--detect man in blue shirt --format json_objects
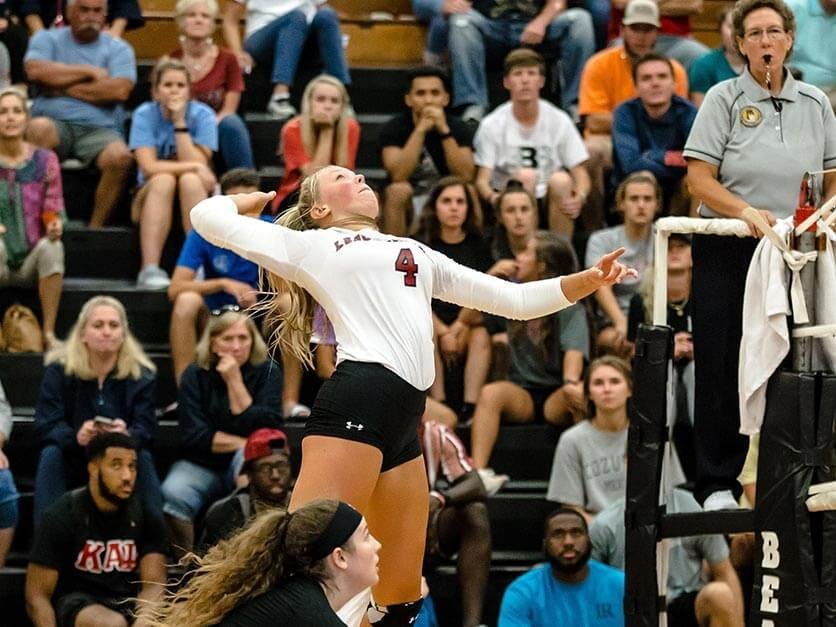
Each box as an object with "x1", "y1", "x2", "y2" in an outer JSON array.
[
  {"x1": 167, "y1": 168, "x2": 265, "y2": 384},
  {"x1": 499, "y1": 507, "x2": 624, "y2": 626},
  {"x1": 612, "y1": 52, "x2": 697, "y2": 215},
  {"x1": 24, "y1": 0, "x2": 136, "y2": 228}
]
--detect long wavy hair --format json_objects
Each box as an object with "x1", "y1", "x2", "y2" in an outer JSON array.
[
  {"x1": 412, "y1": 176, "x2": 482, "y2": 244},
  {"x1": 261, "y1": 166, "x2": 376, "y2": 367},
  {"x1": 297, "y1": 75, "x2": 354, "y2": 167},
  {"x1": 46, "y1": 296, "x2": 156, "y2": 380},
  {"x1": 507, "y1": 231, "x2": 578, "y2": 370},
  {"x1": 140, "y1": 499, "x2": 348, "y2": 626}
]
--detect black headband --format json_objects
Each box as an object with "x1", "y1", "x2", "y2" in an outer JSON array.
[{"x1": 309, "y1": 502, "x2": 363, "y2": 561}]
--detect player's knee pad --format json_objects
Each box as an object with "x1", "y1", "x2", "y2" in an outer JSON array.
[{"x1": 367, "y1": 599, "x2": 424, "y2": 626}]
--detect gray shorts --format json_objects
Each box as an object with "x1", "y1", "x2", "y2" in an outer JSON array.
[
  {"x1": 53, "y1": 120, "x2": 124, "y2": 167},
  {"x1": 0, "y1": 237, "x2": 65, "y2": 284}
]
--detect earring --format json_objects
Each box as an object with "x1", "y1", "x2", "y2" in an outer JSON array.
[{"x1": 178, "y1": 34, "x2": 186, "y2": 46}]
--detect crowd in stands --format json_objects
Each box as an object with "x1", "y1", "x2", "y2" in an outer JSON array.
[{"x1": 0, "y1": 0, "x2": 832, "y2": 623}]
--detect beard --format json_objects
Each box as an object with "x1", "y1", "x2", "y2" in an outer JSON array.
[
  {"x1": 98, "y1": 473, "x2": 131, "y2": 507},
  {"x1": 548, "y1": 542, "x2": 592, "y2": 575}
]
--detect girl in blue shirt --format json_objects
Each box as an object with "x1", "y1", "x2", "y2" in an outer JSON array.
[{"x1": 129, "y1": 57, "x2": 219, "y2": 289}]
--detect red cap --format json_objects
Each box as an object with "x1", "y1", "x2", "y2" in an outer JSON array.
[{"x1": 243, "y1": 428, "x2": 290, "y2": 464}]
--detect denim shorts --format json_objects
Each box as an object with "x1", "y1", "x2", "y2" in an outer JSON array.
[
  {"x1": 160, "y1": 449, "x2": 244, "y2": 521},
  {"x1": 0, "y1": 469, "x2": 18, "y2": 529}
]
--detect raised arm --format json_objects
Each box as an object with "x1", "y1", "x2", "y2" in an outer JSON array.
[
  {"x1": 431, "y1": 247, "x2": 635, "y2": 321},
  {"x1": 189, "y1": 192, "x2": 310, "y2": 280}
]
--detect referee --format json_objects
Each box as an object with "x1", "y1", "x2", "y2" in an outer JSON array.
[{"x1": 683, "y1": 0, "x2": 836, "y2": 510}]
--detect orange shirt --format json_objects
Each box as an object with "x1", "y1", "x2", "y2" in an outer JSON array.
[{"x1": 579, "y1": 46, "x2": 689, "y2": 117}]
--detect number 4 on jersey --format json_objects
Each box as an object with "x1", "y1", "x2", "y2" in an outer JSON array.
[{"x1": 395, "y1": 248, "x2": 418, "y2": 287}]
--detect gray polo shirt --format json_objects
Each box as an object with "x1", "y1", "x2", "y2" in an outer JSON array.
[{"x1": 684, "y1": 69, "x2": 836, "y2": 219}]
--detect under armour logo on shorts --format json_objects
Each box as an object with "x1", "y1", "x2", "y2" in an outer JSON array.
[{"x1": 345, "y1": 421, "x2": 364, "y2": 431}]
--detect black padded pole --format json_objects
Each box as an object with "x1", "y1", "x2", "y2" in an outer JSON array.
[
  {"x1": 625, "y1": 324, "x2": 672, "y2": 627},
  {"x1": 751, "y1": 371, "x2": 836, "y2": 626}
]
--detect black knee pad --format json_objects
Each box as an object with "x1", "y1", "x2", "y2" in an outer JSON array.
[{"x1": 368, "y1": 599, "x2": 424, "y2": 626}]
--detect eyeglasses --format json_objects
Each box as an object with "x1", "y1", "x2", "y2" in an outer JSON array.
[
  {"x1": 252, "y1": 460, "x2": 291, "y2": 476},
  {"x1": 743, "y1": 27, "x2": 786, "y2": 42},
  {"x1": 210, "y1": 304, "x2": 241, "y2": 317}
]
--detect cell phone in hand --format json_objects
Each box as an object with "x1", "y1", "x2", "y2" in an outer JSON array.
[{"x1": 94, "y1": 416, "x2": 115, "y2": 426}]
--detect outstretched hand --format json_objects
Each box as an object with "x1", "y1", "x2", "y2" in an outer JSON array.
[
  {"x1": 590, "y1": 248, "x2": 638, "y2": 287},
  {"x1": 229, "y1": 190, "x2": 276, "y2": 216}
]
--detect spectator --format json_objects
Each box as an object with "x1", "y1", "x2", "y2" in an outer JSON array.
[
  {"x1": 379, "y1": 66, "x2": 475, "y2": 236},
  {"x1": 0, "y1": 376, "x2": 16, "y2": 568},
  {"x1": 474, "y1": 49, "x2": 591, "y2": 238},
  {"x1": 413, "y1": 177, "x2": 492, "y2": 423},
  {"x1": 25, "y1": 432, "x2": 166, "y2": 627},
  {"x1": 498, "y1": 507, "x2": 624, "y2": 626},
  {"x1": 579, "y1": 0, "x2": 688, "y2": 213},
  {"x1": 490, "y1": 182, "x2": 539, "y2": 264},
  {"x1": 787, "y1": 0, "x2": 835, "y2": 109},
  {"x1": 422, "y1": 420, "x2": 491, "y2": 627},
  {"x1": 271, "y1": 74, "x2": 358, "y2": 214},
  {"x1": 688, "y1": 7, "x2": 745, "y2": 106},
  {"x1": 161, "y1": 308, "x2": 282, "y2": 558},
  {"x1": 198, "y1": 427, "x2": 293, "y2": 552},
  {"x1": 22, "y1": 0, "x2": 143, "y2": 37},
  {"x1": 0, "y1": 87, "x2": 65, "y2": 348},
  {"x1": 608, "y1": 0, "x2": 708, "y2": 71},
  {"x1": 590, "y1": 486, "x2": 744, "y2": 626},
  {"x1": 24, "y1": 0, "x2": 136, "y2": 228},
  {"x1": 221, "y1": 0, "x2": 351, "y2": 120},
  {"x1": 447, "y1": 0, "x2": 595, "y2": 122},
  {"x1": 32, "y1": 296, "x2": 161, "y2": 528},
  {"x1": 471, "y1": 231, "x2": 589, "y2": 494},
  {"x1": 612, "y1": 53, "x2": 697, "y2": 214},
  {"x1": 130, "y1": 57, "x2": 218, "y2": 289},
  {"x1": 171, "y1": 0, "x2": 255, "y2": 172},
  {"x1": 411, "y1": 0, "x2": 467, "y2": 65},
  {"x1": 627, "y1": 233, "x2": 695, "y2": 479},
  {"x1": 0, "y1": 40, "x2": 12, "y2": 89},
  {"x1": 585, "y1": 172, "x2": 656, "y2": 358},
  {"x1": 0, "y1": 3, "x2": 31, "y2": 87},
  {"x1": 546, "y1": 356, "x2": 631, "y2": 522},
  {"x1": 168, "y1": 168, "x2": 264, "y2": 384}
]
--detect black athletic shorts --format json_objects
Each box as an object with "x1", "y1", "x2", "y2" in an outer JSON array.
[
  {"x1": 525, "y1": 386, "x2": 559, "y2": 423},
  {"x1": 304, "y1": 361, "x2": 427, "y2": 472},
  {"x1": 55, "y1": 592, "x2": 134, "y2": 627},
  {"x1": 666, "y1": 590, "x2": 699, "y2": 627}
]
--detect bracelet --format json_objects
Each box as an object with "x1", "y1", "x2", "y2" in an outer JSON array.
[
  {"x1": 438, "y1": 131, "x2": 453, "y2": 141},
  {"x1": 564, "y1": 378, "x2": 580, "y2": 385},
  {"x1": 430, "y1": 490, "x2": 446, "y2": 507},
  {"x1": 174, "y1": 127, "x2": 189, "y2": 133}
]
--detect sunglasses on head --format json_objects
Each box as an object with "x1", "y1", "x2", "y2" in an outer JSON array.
[{"x1": 210, "y1": 304, "x2": 242, "y2": 317}]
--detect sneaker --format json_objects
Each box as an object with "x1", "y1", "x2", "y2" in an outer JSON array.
[
  {"x1": 477, "y1": 467, "x2": 509, "y2": 496},
  {"x1": 137, "y1": 265, "x2": 171, "y2": 289},
  {"x1": 703, "y1": 489, "x2": 739, "y2": 511},
  {"x1": 267, "y1": 95, "x2": 296, "y2": 120},
  {"x1": 461, "y1": 104, "x2": 485, "y2": 126}
]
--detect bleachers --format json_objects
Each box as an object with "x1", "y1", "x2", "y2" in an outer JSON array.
[{"x1": 0, "y1": 1, "x2": 736, "y2": 624}]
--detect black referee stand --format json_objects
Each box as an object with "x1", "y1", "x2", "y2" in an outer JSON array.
[{"x1": 625, "y1": 181, "x2": 836, "y2": 626}]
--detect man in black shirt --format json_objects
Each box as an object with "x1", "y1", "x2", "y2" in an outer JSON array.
[
  {"x1": 25, "y1": 432, "x2": 166, "y2": 627},
  {"x1": 199, "y1": 428, "x2": 293, "y2": 552},
  {"x1": 379, "y1": 66, "x2": 475, "y2": 236}
]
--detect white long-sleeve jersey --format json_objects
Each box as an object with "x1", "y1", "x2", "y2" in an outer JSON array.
[{"x1": 191, "y1": 196, "x2": 574, "y2": 390}]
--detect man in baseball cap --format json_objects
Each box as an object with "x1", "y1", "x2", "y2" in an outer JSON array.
[{"x1": 198, "y1": 428, "x2": 293, "y2": 552}]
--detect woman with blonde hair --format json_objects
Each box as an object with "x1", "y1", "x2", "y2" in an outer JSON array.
[
  {"x1": 144, "y1": 499, "x2": 379, "y2": 626},
  {"x1": 188, "y1": 165, "x2": 636, "y2": 625},
  {"x1": 170, "y1": 0, "x2": 254, "y2": 172},
  {"x1": 160, "y1": 308, "x2": 282, "y2": 558},
  {"x1": 32, "y1": 295, "x2": 160, "y2": 527},
  {"x1": 0, "y1": 86, "x2": 65, "y2": 348},
  {"x1": 271, "y1": 74, "x2": 360, "y2": 213}
]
